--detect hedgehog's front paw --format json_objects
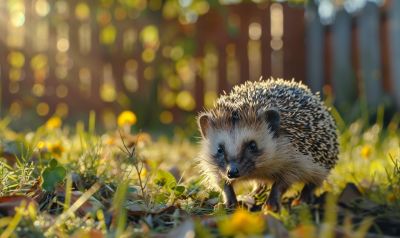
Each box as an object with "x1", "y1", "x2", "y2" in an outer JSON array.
[
  {"x1": 223, "y1": 183, "x2": 238, "y2": 209},
  {"x1": 225, "y1": 198, "x2": 238, "y2": 209},
  {"x1": 264, "y1": 197, "x2": 281, "y2": 212},
  {"x1": 292, "y1": 183, "x2": 316, "y2": 207}
]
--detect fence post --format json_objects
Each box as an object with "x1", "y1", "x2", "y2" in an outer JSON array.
[
  {"x1": 305, "y1": 0, "x2": 325, "y2": 95},
  {"x1": 389, "y1": 0, "x2": 400, "y2": 110},
  {"x1": 0, "y1": 2, "x2": 3, "y2": 117},
  {"x1": 357, "y1": 2, "x2": 384, "y2": 111},
  {"x1": 331, "y1": 10, "x2": 356, "y2": 109}
]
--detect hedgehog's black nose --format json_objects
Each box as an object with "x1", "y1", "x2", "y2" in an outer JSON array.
[{"x1": 227, "y1": 167, "x2": 240, "y2": 178}]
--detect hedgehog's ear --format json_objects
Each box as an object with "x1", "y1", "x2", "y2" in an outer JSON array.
[
  {"x1": 198, "y1": 113, "x2": 210, "y2": 138},
  {"x1": 265, "y1": 109, "x2": 280, "y2": 138}
]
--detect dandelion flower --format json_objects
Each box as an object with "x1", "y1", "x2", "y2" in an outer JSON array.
[
  {"x1": 37, "y1": 141, "x2": 46, "y2": 150},
  {"x1": 360, "y1": 145, "x2": 373, "y2": 159},
  {"x1": 48, "y1": 142, "x2": 65, "y2": 158},
  {"x1": 117, "y1": 110, "x2": 137, "y2": 127},
  {"x1": 218, "y1": 209, "x2": 265, "y2": 236},
  {"x1": 45, "y1": 116, "x2": 62, "y2": 129}
]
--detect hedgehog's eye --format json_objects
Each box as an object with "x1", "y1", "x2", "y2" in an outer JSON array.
[
  {"x1": 217, "y1": 144, "x2": 224, "y2": 155},
  {"x1": 247, "y1": 141, "x2": 258, "y2": 153}
]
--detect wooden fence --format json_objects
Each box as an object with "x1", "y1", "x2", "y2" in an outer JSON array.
[
  {"x1": 0, "y1": 0, "x2": 398, "y2": 128},
  {"x1": 307, "y1": 0, "x2": 400, "y2": 116}
]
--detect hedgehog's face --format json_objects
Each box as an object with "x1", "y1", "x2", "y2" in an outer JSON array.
[{"x1": 198, "y1": 109, "x2": 280, "y2": 180}]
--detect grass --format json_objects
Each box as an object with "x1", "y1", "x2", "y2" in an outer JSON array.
[{"x1": 0, "y1": 113, "x2": 399, "y2": 237}]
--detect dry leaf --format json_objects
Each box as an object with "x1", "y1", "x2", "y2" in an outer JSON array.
[
  {"x1": 71, "y1": 229, "x2": 104, "y2": 238},
  {"x1": 0, "y1": 195, "x2": 38, "y2": 216}
]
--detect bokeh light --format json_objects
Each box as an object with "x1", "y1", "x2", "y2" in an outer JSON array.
[
  {"x1": 100, "y1": 24, "x2": 117, "y2": 45},
  {"x1": 248, "y1": 22, "x2": 262, "y2": 41},
  {"x1": 161, "y1": 90, "x2": 176, "y2": 108},
  {"x1": 9, "y1": 101, "x2": 22, "y2": 118},
  {"x1": 9, "y1": 0, "x2": 25, "y2": 27},
  {"x1": 36, "y1": 102, "x2": 50, "y2": 116},
  {"x1": 57, "y1": 38, "x2": 70, "y2": 52},
  {"x1": 35, "y1": 0, "x2": 50, "y2": 17},
  {"x1": 75, "y1": 2, "x2": 90, "y2": 21},
  {"x1": 56, "y1": 85, "x2": 68, "y2": 98},
  {"x1": 142, "y1": 48, "x2": 156, "y2": 63},
  {"x1": 100, "y1": 83, "x2": 117, "y2": 102},
  {"x1": 160, "y1": 110, "x2": 173, "y2": 124},
  {"x1": 9, "y1": 82, "x2": 20, "y2": 94},
  {"x1": 8, "y1": 51, "x2": 25, "y2": 68},
  {"x1": 140, "y1": 25, "x2": 159, "y2": 49},
  {"x1": 176, "y1": 91, "x2": 196, "y2": 111},
  {"x1": 31, "y1": 54, "x2": 48, "y2": 71},
  {"x1": 32, "y1": 83, "x2": 45, "y2": 97},
  {"x1": 9, "y1": 69, "x2": 22, "y2": 81},
  {"x1": 55, "y1": 103, "x2": 69, "y2": 117}
]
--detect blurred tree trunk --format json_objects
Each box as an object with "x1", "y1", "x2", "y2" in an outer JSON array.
[{"x1": 389, "y1": 0, "x2": 400, "y2": 110}]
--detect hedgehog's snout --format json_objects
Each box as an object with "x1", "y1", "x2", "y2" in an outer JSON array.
[{"x1": 227, "y1": 162, "x2": 240, "y2": 179}]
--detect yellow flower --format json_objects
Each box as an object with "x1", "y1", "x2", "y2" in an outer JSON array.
[
  {"x1": 45, "y1": 116, "x2": 62, "y2": 129},
  {"x1": 360, "y1": 145, "x2": 372, "y2": 159},
  {"x1": 117, "y1": 110, "x2": 137, "y2": 127},
  {"x1": 48, "y1": 142, "x2": 65, "y2": 158},
  {"x1": 218, "y1": 209, "x2": 265, "y2": 236},
  {"x1": 37, "y1": 141, "x2": 46, "y2": 150},
  {"x1": 140, "y1": 167, "x2": 147, "y2": 178}
]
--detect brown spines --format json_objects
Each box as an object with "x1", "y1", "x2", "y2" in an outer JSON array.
[
  {"x1": 202, "y1": 78, "x2": 339, "y2": 170},
  {"x1": 204, "y1": 105, "x2": 264, "y2": 131}
]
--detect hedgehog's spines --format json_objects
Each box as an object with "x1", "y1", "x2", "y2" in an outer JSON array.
[{"x1": 209, "y1": 78, "x2": 339, "y2": 170}]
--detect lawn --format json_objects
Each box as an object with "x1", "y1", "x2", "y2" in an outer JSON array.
[{"x1": 0, "y1": 110, "x2": 399, "y2": 237}]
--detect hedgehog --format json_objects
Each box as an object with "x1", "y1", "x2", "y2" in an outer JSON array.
[{"x1": 196, "y1": 78, "x2": 339, "y2": 211}]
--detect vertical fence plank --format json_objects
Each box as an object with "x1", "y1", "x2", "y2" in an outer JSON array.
[
  {"x1": 380, "y1": 5, "x2": 391, "y2": 92},
  {"x1": 218, "y1": 42, "x2": 228, "y2": 93},
  {"x1": 389, "y1": 0, "x2": 400, "y2": 110},
  {"x1": 261, "y1": 5, "x2": 271, "y2": 78},
  {"x1": 305, "y1": 0, "x2": 325, "y2": 94},
  {"x1": 283, "y1": 4, "x2": 306, "y2": 82},
  {"x1": 236, "y1": 4, "x2": 251, "y2": 83},
  {"x1": 331, "y1": 10, "x2": 356, "y2": 109},
  {"x1": 357, "y1": 2, "x2": 383, "y2": 110},
  {"x1": 0, "y1": 2, "x2": 5, "y2": 117}
]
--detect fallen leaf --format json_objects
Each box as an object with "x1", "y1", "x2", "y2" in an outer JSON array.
[
  {"x1": 27, "y1": 177, "x2": 46, "y2": 203},
  {"x1": 125, "y1": 203, "x2": 148, "y2": 216},
  {"x1": 0, "y1": 151, "x2": 17, "y2": 166},
  {"x1": 338, "y1": 183, "x2": 362, "y2": 207},
  {"x1": 0, "y1": 195, "x2": 38, "y2": 216},
  {"x1": 71, "y1": 229, "x2": 104, "y2": 238}
]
